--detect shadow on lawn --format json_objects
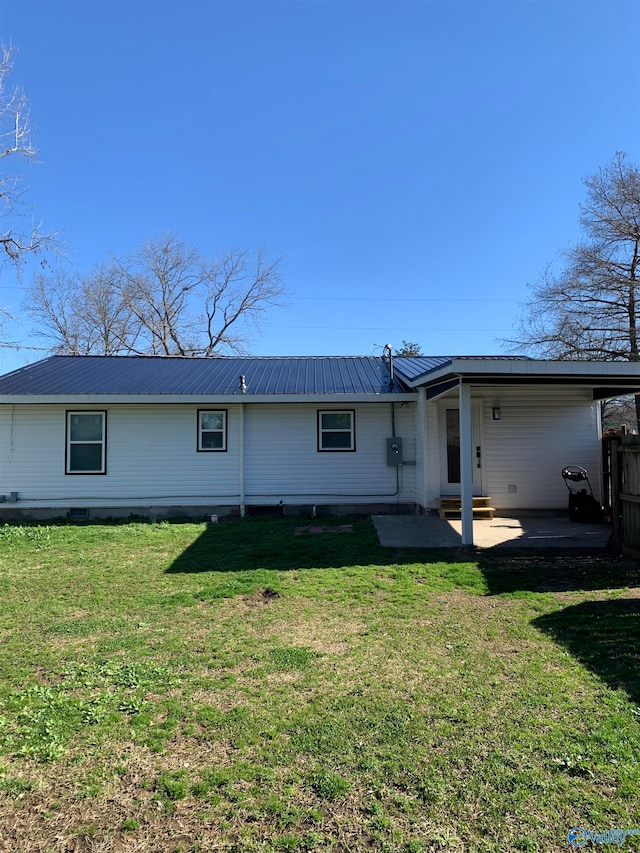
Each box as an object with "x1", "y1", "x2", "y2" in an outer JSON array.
[
  {"x1": 166, "y1": 516, "x2": 450, "y2": 574},
  {"x1": 533, "y1": 598, "x2": 640, "y2": 705},
  {"x1": 165, "y1": 516, "x2": 640, "y2": 588},
  {"x1": 479, "y1": 551, "x2": 640, "y2": 596}
]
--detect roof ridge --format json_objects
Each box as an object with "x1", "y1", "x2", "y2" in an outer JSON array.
[{"x1": 50, "y1": 354, "x2": 387, "y2": 360}]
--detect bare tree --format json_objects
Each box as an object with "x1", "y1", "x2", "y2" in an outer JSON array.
[
  {"x1": 27, "y1": 234, "x2": 286, "y2": 356},
  {"x1": 602, "y1": 396, "x2": 638, "y2": 433},
  {"x1": 507, "y1": 152, "x2": 640, "y2": 419},
  {"x1": 82, "y1": 265, "x2": 143, "y2": 354},
  {"x1": 112, "y1": 236, "x2": 202, "y2": 356},
  {"x1": 29, "y1": 266, "x2": 140, "y2": 355},
  {"x1": 0, "y1": 46, "x2": 50, "y2": 272},
  {"x1": 29, "y1": 268, "x2": 84, "y2": 354}
]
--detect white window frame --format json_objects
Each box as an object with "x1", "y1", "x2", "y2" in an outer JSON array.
[
  {"x1": 198, "y1": 409, "x2": 228, "y2": 452},
  {"x1": 318, "y1": 409, "x2": 356, "y2": 452},
  {"x1": 65, "y1": 411, "x2": 107, "y2": 475}
]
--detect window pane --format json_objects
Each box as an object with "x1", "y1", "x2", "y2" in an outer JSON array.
[
  {"x1": 322, "y1": 412, "x2": 351, "y2": 430},
  {"x1": 201, "y1": 412, "x2": 224, "y2": 431},
  {"x1": 201, "y1": 431, "x2": 224, "y2": 449},
  {"x1": 69, "y1": 444, "x2": 103, "y2": 472},
  {"x1": 322, "y1": 431, "x2": 352, "y2": 449},
  {"x1": 70, "y1": 414, "x2": 103, "y2": 442},
  {"x1": 446, "y1": 408, "x2": 460, "y2": 484}
]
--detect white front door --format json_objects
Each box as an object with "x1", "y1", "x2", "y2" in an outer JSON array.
[{"x1": 438, "y1": 403, "x2": 483, "y2": 495}]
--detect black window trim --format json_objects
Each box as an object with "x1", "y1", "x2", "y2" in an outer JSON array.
[
  {"x1": 317, "y1": 408, "x2": 356, "y2": 452},
  {"x1": 65, "y1": 410, "x2": 108, "y2": 475},
  {"x1": 197, "y1": 408, "x2": 228, "y2": 452}
]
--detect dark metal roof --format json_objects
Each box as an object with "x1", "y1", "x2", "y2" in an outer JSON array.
[
  {"x1": 392, "y1": 356, "x2": 453, "y2": 381},
  {"x1": 0, "y1": 355, "x2": 410, "y2": 396},
  {"x1": 393, "y1": 355, "x2": 531, "y2": 383}
]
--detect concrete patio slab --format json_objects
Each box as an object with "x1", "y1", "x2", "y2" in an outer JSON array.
[{"x1": 372, "y1": 514, "x2": 612, "y2": 550}]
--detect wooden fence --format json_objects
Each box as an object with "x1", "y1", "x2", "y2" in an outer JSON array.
[{"x1": 604, "y1": 435, "x2": 640, "y2": 555}]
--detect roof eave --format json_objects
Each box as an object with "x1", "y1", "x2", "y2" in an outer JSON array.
[
  {"x1": 406, "y1": 359, "x2": 640, "y2": 389},
  {"x1": 0, "y1": 392, "x2": 419, "y2": 405}
]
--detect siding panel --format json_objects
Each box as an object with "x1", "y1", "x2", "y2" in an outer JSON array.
[
  {"x1": 243, "y1": 403, "x2": 416, "y2": 504},
  {"x1": 481, "y1": 389, "x2": 600, "y2": 510},
  {"x1": 0, "y1": 405, "x2": 241, "y2": 507},
  {"x1": 0, "y1": 402, "x2": 417, "y2": 509}
]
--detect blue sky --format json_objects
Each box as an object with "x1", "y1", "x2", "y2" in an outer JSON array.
[{"x1": 0, "y1": 0, "x2": 639, "y2": 371}]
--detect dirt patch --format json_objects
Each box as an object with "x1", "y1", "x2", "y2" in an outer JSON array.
[
  {"x1": 241, "y1": 587, "x2": 280, "y2": 605},
  {"x1": 294, "y1": 524, "x2": 354, "y2": 535},
  {"x1": 256, "y1": 613, "x2": 368, "y2": 656},
  {"x1": 0, "y1": 740, "x2": 241, "y2": 853}
]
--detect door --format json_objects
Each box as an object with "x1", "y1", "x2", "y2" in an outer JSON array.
[{"x1": 438, "y1": 403, "x2": 483, "y2": 495}]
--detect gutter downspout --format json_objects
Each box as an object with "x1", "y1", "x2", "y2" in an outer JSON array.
[{"x1": 239, "y1": 402, "x2": 246, "y2": 517}]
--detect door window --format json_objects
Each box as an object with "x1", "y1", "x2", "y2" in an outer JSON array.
[{"x1": 445, "y1": 408, "x2": 460, "y2": 484}]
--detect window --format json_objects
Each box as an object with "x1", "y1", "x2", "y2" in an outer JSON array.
[
  {"x1": 445, "y1": 408, "x2": 461, "y2": 484},
  {"x1": 198, "y1": 409, "x2": 227, "y2": 451},
  {"x1": 66, "y1": 411, "x2": 107, "y2": 474},
  {"x1": 318, "y1": 410, "x2": 355, "y2": 451}
]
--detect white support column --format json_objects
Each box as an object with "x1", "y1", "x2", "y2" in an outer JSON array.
[{"x1": 459, "y1": 382, "x2": 474, "y2": 545}]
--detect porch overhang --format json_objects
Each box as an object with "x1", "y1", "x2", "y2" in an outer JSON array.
[
  {"x1": 404, "y1": 358, "x2": 640, "y2": 396},
  {"x1": 399, "y1": 358, "x2": 640, "y2": 547}
]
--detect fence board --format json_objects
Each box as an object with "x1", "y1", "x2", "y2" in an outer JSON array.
[{"x1": 620, "y1": 435, "x2": 640, "y2": 554}]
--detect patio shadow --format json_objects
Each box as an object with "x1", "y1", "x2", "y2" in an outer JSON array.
[{"x1": 533, "y1": 598, "x2": 640, "y2": 705}]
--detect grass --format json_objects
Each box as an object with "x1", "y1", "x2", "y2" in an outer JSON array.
[{"x1": 0, "y1": 515, "x2": 639, "y2": 852}]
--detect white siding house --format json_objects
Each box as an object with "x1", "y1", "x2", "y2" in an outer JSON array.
[
  {"x1": 0, "y1": 402, "x2": 418, "y2": 515},
  {"x1": 0, "y1": 354, "x2": 638, "y2": 523}
]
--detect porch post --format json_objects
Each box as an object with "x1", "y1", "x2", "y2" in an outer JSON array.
[{"x1": 459, "y1": 382, "x2": 474, "y2": 545}]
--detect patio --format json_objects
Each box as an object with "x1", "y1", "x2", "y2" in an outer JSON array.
[{"x1": 372, "y1": 513, "x2": 612, "y2": 550}]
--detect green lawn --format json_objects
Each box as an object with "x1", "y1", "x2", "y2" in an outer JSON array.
[{"x1": 0, "y1": 516, "x2": 639, "y2": 852}]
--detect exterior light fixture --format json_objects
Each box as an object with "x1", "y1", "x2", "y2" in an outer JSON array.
[{"x1": 492, "y1": 407, "x2": 501, "y2": 420}]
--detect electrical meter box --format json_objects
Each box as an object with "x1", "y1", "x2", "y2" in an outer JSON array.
[{"x1": 386, "y1": 436, "x2": 403, "y2": 466}]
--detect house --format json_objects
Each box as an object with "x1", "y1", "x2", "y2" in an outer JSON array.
[{"x1": 1, "y1": 353, "x2": 639, "y2": 543}]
